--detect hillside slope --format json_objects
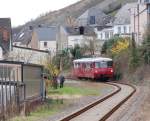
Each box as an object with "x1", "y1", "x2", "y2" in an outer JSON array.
[{"x1": 13, "y1": 0, "x2": 137, "y2": 34}]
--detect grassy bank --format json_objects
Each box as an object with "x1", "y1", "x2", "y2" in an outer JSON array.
[
  {"x1": 48, "y1": 86, "x2": 100, "y2": 96},
  {"x1": 11, "y1": 85, "x2": 100, "y2": 121}
]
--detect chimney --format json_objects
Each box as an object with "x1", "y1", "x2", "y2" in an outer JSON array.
[
  {"x1": 79, "y1": 26, "x2": 84, "y2": 35},
  {"x1": 29, "y1": 26, "x2": 33, "y2": 30},
  {"x1": 38, "y1": 25, "x2": 42, "y2": 28}
]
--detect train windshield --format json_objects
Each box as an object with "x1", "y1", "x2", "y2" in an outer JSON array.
[{"x1": 95, "y1": 61, "x2": 113, "y2": 68}]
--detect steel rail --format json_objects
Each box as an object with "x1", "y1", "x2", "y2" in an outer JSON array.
[
  {"x1": 59, "y1": 82, "x2": 121, "y2": 121},
  {"x1": 100, "y1": 82, "x2": 136, "y2": 121},
  {"x1": 59, "y1": 79, "x2": 136, "y2": 121}
]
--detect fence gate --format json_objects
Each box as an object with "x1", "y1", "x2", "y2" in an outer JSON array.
[{"x1": 0, "y1": 62, "x2": 25, "y2": 120}]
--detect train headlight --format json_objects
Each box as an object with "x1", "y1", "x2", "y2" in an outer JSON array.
[
  {"x1": 95, "y1": 70, "x2": 98, "y2": 73},
  {"x1": 110, "y1": 69, "x2": 113, "y2": 73}
]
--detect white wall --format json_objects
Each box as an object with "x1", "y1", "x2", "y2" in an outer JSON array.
[
  {"x1": 95, "y1": 25, "x2": 130, "y2": 41},
  {"x1": 39, "y1": 41, "x2": 56, "y2": 55},
  {"x1": 77, "y1": 10, "x2": 89, "y2": 26},
  {"x1": 95, "y1": 28, "x2": 114, "y2": 40},
  {"x1": 13, "y1": 42, "x2": 21, "y2": 46},
  {"x1": 68, "y1": 35, "x2": 93, "y2": 48},
  {"x1": 114, "y1": 24, "x2": 131, "y2": 35},
  {"x1": 9, "y1": 47, "x2": 50, "y2": 65}
]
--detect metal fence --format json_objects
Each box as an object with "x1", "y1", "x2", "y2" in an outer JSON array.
[{"x1": 0, "y1": 61, "x2": 44, "y2": 120}]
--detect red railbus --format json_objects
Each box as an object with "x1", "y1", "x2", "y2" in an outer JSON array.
[{"x1": 73, "y1": 57, "x2": 114, "y2": 79}]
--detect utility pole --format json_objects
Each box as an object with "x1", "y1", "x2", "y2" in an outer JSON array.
[
  {"x1": 147, "y1": 4, "x2": 150, "y2": 25},
  {"x1": 137, "y1": 4, "x2": 140, "y2": 44}
]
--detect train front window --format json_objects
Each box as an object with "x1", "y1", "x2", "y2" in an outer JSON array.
[
  {"x1": 95, "y1": 62, "x2": 108, "y2": 68},
  {"x1": 100, "y1": 62, "x2": 107, "y2": 68},
  {"x1": 107, "y1": 61, "x2": 113, "y2": 67}
]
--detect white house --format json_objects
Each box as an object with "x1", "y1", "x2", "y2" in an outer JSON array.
[
  {"x1": 77, "y1": 6, "x2": 111, "y2": 27},
  {"x1": 95, "y1": 26, "x2": 114, "y2": 41},
  {"x1": 113, "y1": 24, "x2": 131, "y2": 36},
  {"x1": 113, "y1": 3, "x2": 137, "y2": 37},
  {"x1": 64, "y1": 26, "x2": 96, "y2": 48},
  {"x1": 93, "y1": 3, "x2": 136, "y2": 42},
  {"x1": 68, "y1": 35, "x2": 94, "y2": 48}
]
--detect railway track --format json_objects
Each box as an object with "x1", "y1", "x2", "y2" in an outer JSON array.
[{"x1": 58, "y1": 81, "x2": 136, "y2": 121}]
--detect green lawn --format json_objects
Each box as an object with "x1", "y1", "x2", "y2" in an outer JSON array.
[
  {"x1": 11, "y1": 99, "x2": 67, "y2": 121},
  {"x1": 11, "y1": 85, "x2": 100, "y2": 121},
  {"x1": 48, "y1": 86, "x2": 100, "y2": 96}
]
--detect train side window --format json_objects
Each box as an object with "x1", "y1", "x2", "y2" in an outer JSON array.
[
  {"x1": 95, "y1": 62, "x2": 100, "y2": 68},
  {"x1": 85, "y1": 63, "x2": 91, "y2": 69},
  {"x1": 90, "y1": 63, "x2": 94, "y2": 68},
  {"x1": 74, "y1": 63, "x2": 80, "y2": 68},
  {"x1": 82, "y1": 63, "x2": 86, "y2": 68}
]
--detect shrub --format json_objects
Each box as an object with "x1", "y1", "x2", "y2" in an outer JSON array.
[
  {"x1": 129, "y1": 34, "x2": 141, "y2": 71},
  {"x1": 101, "y1": 37, "x2": 130, "y2": 56},
  {"x1": 70, "y1": 44, "x2": 83, "y2": 59},
  {"x1": 142, "y1": 26, "x2": 150, "y2": 65},
  {"x1": 111, "y1": 38, "x2": 129, "y2": 56}
]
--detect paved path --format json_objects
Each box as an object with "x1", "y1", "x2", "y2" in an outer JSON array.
[{"x1": 69, "y1": 83, "x2": 134, "y2": 121}]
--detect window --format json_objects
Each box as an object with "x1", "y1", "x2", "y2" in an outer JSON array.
[
  {"x1": 105, "y1": 32, "x2": 109, "y2": 39},
  {"x1": 95, "y1": 61, "x2": 111, "y2": 68},
  {"x1": 85, "y1": 63, "x2": 91, "y2": 69},
  {"x1": 124, "y1": 26, "x2": 127, "y2": 33},
  {"x1": 100, "y1": 62, "x2": 107, "y2": 68},
  {"x1": 95, "y1": 62, "x2": 100, "y2": 68},
  {"x1": 44, "y1": 42, "x2": 47, "y2": 47},
  {"x1": 129, "y1": 27, "x2": 131, "y2": 33},
  {"x1": 107, "y1": 61, "x2": 113, "y2": 67},
  {"x1": 74, "y1": 63, "x2": 80, "y2": 68},
  {"x1": 100, "y1": 33, "x2": 103, "y2": 39},
  {"x1": 118, "y1": 27, "x2": 121, "y2": 34},
  {"x1": 110, "y1": 32, "x2": 113, "y2": 38},
  {"x1": 89, "y1": 16, "x2": 96, "y2": 25}
]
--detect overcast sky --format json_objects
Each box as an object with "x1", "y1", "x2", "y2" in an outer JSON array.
[{"x1": 0, "y1": 0, "x2": 80, "y2": 27}]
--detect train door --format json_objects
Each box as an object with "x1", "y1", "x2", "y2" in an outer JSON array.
[
  {"x1": 78, "y1": 62, "x2": 84, "y2": 77},
  {"x1": 73, "y1": 62, "x2": 81, "y2": 77},
  {"x1": 84, "y1": 62, "x2": 93, "y2": 78},
  {"x1": 80, "y1": 62, "x2": 84, "y2": 77}
]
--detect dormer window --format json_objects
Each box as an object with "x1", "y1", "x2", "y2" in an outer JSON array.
[{"x1": 90, "y1": 16, "x2": 96, "y2": 25}]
